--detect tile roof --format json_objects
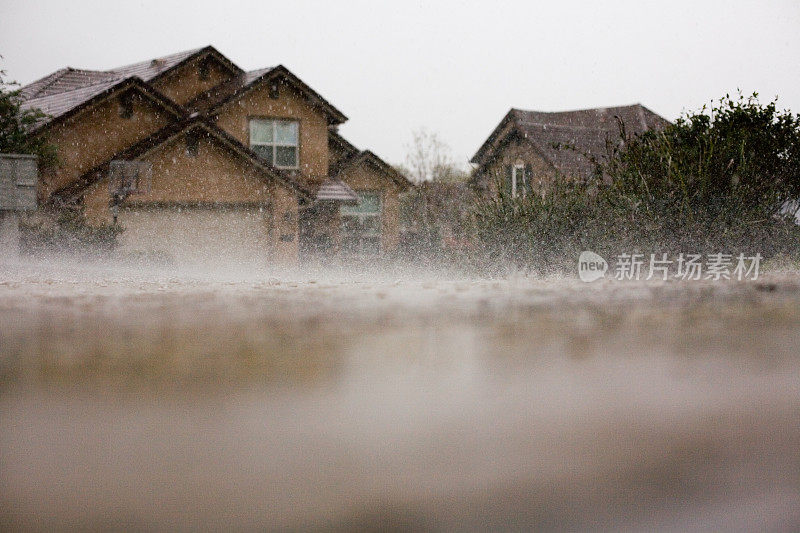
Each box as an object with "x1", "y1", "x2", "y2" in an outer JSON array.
[
  {"x1": 21, "y1": 78, "x2": 127, "y2": 126},
  {"x1": 19, "y1": 68, "x2": 121, "y2": 100},
  {"x1": 512, "y1": 104, "x2": 667, "y2": 133},
  {"x1": 19, "y1": 48, "x2": 205, "y2": 102},
  {"x1": 472, "y1": 104, "x2": 670, "y2": 177},
  {"x1": 108, "y1": 47, "x2": 205, "y2": 81}
]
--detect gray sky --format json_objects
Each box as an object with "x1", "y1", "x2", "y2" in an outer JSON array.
[{"x1": 2, "y1": 0, "x2": 799, "y2": 168}]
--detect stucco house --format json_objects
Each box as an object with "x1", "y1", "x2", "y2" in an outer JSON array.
[
  {"x1": 20, "y1": 46, "x2": 411, "y2": 267},
  {"x1": 470, "y1": 104, "x2": 670, "y2": 197}
]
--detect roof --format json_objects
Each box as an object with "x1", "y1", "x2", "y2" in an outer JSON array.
[
  {"x1": 328, "y1": 129, "x2": 360, "y2": 159},
  {"x1": 52, "y1": 116, "x2": 314, "y2": 204},
  {"x1": 21, "y1": 77, "x2": 185, "y2": 132},
  {"x1": 19, "y1": 68, "x2": 121, "y2": 100},
  {"x1": 18, "y1": 47, "x2": 240, "y2": 132},
  {"x1": 109, "y1": 47, "x2": 205, "y2": 81},
  {"x1": 330, "y1": 140, "x2": 413, "y2": 190},
  {"x1": 110, "y1": 45, "x2": 243, "y2": 83},
  {"x1": 188, "y1": 65, "x2": 348, "y2": 125},
  {"x1": 315, "y1": 178, "x2": 359, "y2": 203},
  {"x1": 471, "y1": 104, "x2": 670, "y2": 177}
]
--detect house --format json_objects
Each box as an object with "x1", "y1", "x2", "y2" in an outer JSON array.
[
  {"x1": 20, "y1": 46, "x2": 412, "y2": 267},
  {"x1": 470, "y1": 104, "x2": 670, "y2": 197}
]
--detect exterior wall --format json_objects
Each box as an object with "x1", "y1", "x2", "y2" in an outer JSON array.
[
  {"x1": 272, "y1": 184, "x2": 299, "y2": 266},
  {"x1": 213, "y1": 81, "x2": 330, "y2": 185},
  {"x1": 116, "y1": 207, "x2": 272, "y2": 267},
  {"x1": 337, "y1": 162, "x2": 403, "y2": 253},
  {"x1": 82, "y1": 132, "x2": 300, "y2": 267},
  {"x1": 39, "y1": 89, "x2": 174, "y2": 202},
  {"x1": 479, "y1": 137, "x2": 555, "y2": 197},
  {"x1": 152, "y1": 55, "x2": 235, "y2": 106}
]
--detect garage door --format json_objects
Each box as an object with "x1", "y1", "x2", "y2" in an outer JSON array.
[{"x1": 116, "y1": 206, "x2": 272, "y2": 268}]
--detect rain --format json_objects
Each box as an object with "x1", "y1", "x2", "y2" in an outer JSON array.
[{"x1": 2, "y1": 2, "x2": 800, "y2": 531}]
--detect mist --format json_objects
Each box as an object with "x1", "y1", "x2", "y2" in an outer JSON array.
[{"x1": 3, "y1": 1, "x2": 800, "y2": 530}]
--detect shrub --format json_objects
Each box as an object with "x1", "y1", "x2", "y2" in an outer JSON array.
[{"x1": 473, "y1": 93, "x2": 800, "y2": 273}]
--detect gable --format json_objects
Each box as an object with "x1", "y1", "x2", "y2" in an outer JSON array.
[
  {"x1": 80, "y1": 123, "x2": 299, "y2": 225},
  {"x1": 38, "y1": 82, "x2": 181, "y2": 200},
  {"x1": 213, "y1": 79, "x2": 332, "y2": 180},
  {"x1": 150, "y1": 51, "x2": 241, "y2": 106},
  {"x1": 124, "y1": 130, "x2": 281, "y2": 205},
  {"x1": 335, "y1": 151, "x2": 411, "y2": 192}
]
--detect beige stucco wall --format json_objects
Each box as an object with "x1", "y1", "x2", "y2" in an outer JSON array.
[
  {"x1": 152, "y1": 55, "x2": 235, "y2": 106},
  {"x1": 82, "y1": 131, "x2": 300, "y2": 266},
  {"x1": 213, "y1": 81, "x2": 330, "y2": 184},
  {"x1": 39, "y1": 88, "x2": 174, "y2": 202},
  {"x1": 337, "y1": 161, "x2": 403, "y2": 253}
]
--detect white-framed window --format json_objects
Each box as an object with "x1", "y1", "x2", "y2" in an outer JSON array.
[
  {"x1": 512, "y1": 163, "x2": 526, "y2": 198},
  {"x1": 340, "y1": 191, "x2": 381, "y2": 255},
  {"x1": 249, "y1": 118, "x2": 299, "y2": 168}
]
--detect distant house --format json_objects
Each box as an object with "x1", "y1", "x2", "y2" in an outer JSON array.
[
  {"x1": 470, "y1": 104, "x2": 670, "y2": 197},
  {"x1": 20, "y1": 46, "x2": 411, "y2": 267}
]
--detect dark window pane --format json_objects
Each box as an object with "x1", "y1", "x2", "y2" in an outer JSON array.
[
  {"x1": 252, "y1": 144, "x2": 273, "y2": 165},
  {"x1": 275, "y1": 146, "x2": 297, "y2": 167}
]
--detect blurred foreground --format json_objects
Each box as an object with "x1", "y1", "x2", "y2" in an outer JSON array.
[{"x1": 1, "y1": 262, "x2": 800, "y2": 531}]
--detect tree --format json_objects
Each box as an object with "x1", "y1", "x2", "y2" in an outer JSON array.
[
  {"x1": 398, "y1": 129, "x2": 475, "y2": 261},
  {"x1": 474, "y1": 92, "x2": 800, "y2": 272},
  {"x1": 403, "y1": 128, "x2": 465, "y2": 183},
  {"x1": 596, "y1": 92, "x2": 800, "y2": 225},
  {"x1": 0, "y1": 65, "x2": 57, "y2": 167}
]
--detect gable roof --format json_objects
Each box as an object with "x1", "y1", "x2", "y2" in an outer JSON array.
[
  {"x1": 21, "y1": 76, "x2": 185, "y2": 132},
  {"x1": 329, "y1": 137, "x2": 412, "y2": 191},
  {"x1": 19, "y1": 68, "x2": 121, "y2": 100},
  {"x1": 471, "y1": 104, "x2": 670, "y2": 177},
  {"x1": 188, "y1": 65, "x2": 348, "y2": 125},
  {"x1": 52, "y1": 116, "x2": 314, "y2": 204},
  {"x1": 328, "y1": 129, "x2": 360, "y2": 159},
  {"x1": 109, "y1": 46, "x2": 242, "y2": 83},
  {"x1": 18, "y1": 46, "x2": 243, "y2": 132}
]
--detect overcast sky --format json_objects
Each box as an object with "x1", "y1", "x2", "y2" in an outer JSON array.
[{"x1": 2, "y1": 0, "x2": 799, "y2": 168}]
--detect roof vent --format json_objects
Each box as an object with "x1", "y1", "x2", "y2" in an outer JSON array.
[{"x1": 150, "y1": 58, "x2": 167, "y2": 69}]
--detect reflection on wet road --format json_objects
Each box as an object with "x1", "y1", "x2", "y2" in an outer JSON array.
[{"x1": 2, "y1": 268, "x2": 800, "y2": 530}]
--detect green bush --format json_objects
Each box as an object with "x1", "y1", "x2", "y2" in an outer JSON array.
[{"x1": 473, "y1": 93, "x2": 800, "y2": 273}]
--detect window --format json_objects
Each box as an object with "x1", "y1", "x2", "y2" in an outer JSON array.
[
  {"x1": 505, "y1": 162, "x2": 531, "y2": 198},
  {"x1": 340, "y1": 191, "x2": 381, "y2": 255},
  {"x1": 512, "y1": 164, "x2": 525, "y2": 198},
  {"x1": 249, "y1": 119, "x2": 299, "y2": 168}
]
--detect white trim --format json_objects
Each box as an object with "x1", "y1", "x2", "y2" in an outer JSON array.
[{"x1": 512, "y1": 164, "x2": 525, "y2": 198}]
